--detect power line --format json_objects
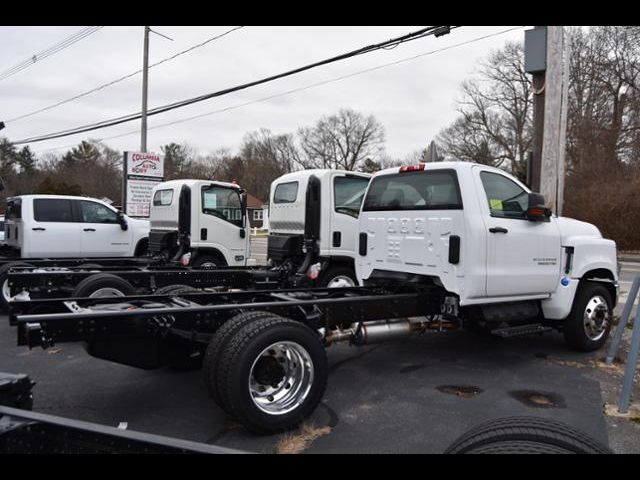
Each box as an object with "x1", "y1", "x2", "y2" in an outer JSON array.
[
  {"x1": 0, "y1": 26, "x2": 103, "y2": 82},
  {"x1": 5, "y1": 26, "x2": 245, "y2": 124},
  {"x1": 12, "y1": 26, "x2": 459, "y2": 145},
  {"x1": 32, "y1": 26, "x2": 524, "y2": 155}
]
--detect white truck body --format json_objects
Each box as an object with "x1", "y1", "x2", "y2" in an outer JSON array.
[
  {"x1": 356, "y1": 162, "x2": 618, "y2": 321},
  {"x1": 149, "y1": 179, "x2": 250, "y2": 267},
  {"x1": 268, "y1": 170, "x2": 370, "y2": 281},
  {"x1": 3, "y1": 195, "x2": 149, "y2": 258}
]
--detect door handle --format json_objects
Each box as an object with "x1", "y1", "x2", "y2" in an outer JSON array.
[
  {"x1": 83, "y1": 228, "x2": 96, "y2": 232},
  {"x1": 489, "y1": 227, "x2": 509, "y2": 234},
  {"x1": 32, "y1": 227, "x2": 45, "y2": 231}
]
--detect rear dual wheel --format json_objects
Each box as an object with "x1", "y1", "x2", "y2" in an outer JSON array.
[{"x1": 204, "y1": 313, "x2": 328, "y2": 434}]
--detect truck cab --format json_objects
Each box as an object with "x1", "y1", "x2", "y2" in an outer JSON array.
[
  {"x1": 2, "y1": 195, "x2": 149, "y2": 258},
  {"x1": 357, "y1": 162, "x2": 618, "y2": 351},
  {"x1": 149, "y1": 179, "x2": 249, "y2": 267},
  {"x1": 267, "y1": 169, "x2": 371, "y2": 287}
]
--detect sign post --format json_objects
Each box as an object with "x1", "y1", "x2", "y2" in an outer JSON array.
[{"x1": 122, "y1": 151, "x2": 164, "y2": 218}]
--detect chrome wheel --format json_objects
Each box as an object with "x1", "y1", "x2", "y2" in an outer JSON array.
[
  {"x1": 326, "y1": 275, "x2": 355, "y2": 288},
  {"x1": 89, "y1": 287, "x2": 126, "y2": 298},
  {"x1": 248, "y1": 341, "x2": 314, "y2": 416},
  {"x1": 583, "y1": 295, "x2": 610, "y2": 341}
]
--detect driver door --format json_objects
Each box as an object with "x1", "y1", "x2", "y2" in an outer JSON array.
[
  {"x1": 472, "y1": 167, "x2": 561, "y2": 298},
  {"x1": 197, "y1": 185, "x2": 249, "y2": 266}
]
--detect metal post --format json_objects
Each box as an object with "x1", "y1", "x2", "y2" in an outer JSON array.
[
  {"x1": 141, "y1": 26, "x2": 150, "y2": 153},
  {"x1": 606, "y1": 276, "x2": 640, "y2": 364},
  {"x1": 619, "y1": 303, "x2": 640, "y2": 413}
]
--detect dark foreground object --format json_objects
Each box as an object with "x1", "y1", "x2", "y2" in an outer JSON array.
[
  {"x1": 445, "y1": 416, "x2": 612, "y2": 454},
  {"x1": 0, "y1": 372, "x2": 245, "y2": 454}
]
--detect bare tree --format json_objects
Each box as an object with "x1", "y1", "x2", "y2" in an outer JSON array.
[
  {"x1": 438, "y1": 41, "x2": 533, "y2": 181},
  {"x1": 298, "y1": 109, "x2": 385, "y2": 171}
]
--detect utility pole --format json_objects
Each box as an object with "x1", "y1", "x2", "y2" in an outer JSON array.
[
  {"x1": 140, "y1": 26, "x2": 150, "y2": 153},
  {"x1": 140, "y1": 26, "x2": 173, "y2": 153},
  {"x1": 525, "y1": 26, "x2": 570, "y2": 214}
]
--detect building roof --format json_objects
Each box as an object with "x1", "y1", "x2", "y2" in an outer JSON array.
[{"x1": 246, "y1": 192, "x2": 264, "y2": 209}]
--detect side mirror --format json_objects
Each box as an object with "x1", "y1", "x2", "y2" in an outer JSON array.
[
  {"x1": 240, "y1": 228, "x2": 246, "y2": 239},
  {"x1": 526, "y1": 192, "x2": 552, "y2": 222},
  {"x1": 117, "y1": 211, "x2": 129, "y2": 231}
]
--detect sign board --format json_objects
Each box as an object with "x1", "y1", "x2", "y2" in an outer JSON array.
[{"x1": 123, "y1": 151, "x2": 164, "y2": 218}]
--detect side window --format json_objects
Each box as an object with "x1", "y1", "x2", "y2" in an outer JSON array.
[
  {"x1": 201, "y1": 186, "x2": 243, "y2": 227},
  {"x1": 334, "y1": 176, "x2": 370, "y2": 218},
  {"x1": 273, "y1": 182, "x2": 298, "y2": 203},
  {"x1": 153, "y1": 189, "x2": 174, "y2": 206},
  {"x1": 480, "y1": 171, "x2": 528, "y2": 219},
  {"x1": 33, "y1": 199, "x2": 75, "y2": 222},
  {"x1": 80, "y1": 201, "x2": 118, "y2": 224}
]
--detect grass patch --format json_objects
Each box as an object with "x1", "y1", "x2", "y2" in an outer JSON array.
[{"x1": 275, "y1": 423, "x2": 332, "y2": 454}]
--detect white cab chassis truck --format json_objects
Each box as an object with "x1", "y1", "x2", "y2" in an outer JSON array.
[
  {"x1": 148, "y1": 179, "x2": 250, "y2": 268},
  {"x1": 11, "y1": 162, "x2": 618, "y2": 434},
  {"x1": 267, "y1": 169, "x2": 371, "y2": 287}
]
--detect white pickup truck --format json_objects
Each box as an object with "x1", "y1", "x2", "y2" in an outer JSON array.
[
  {"x1": 356, "y1": 161, "x2": 619, "y2": 352},
  {"x1": 2, "y1": 195, "x2": 150, "y2": 258}
]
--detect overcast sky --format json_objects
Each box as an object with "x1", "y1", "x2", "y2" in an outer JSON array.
[{"x1": 0, "y1": 26, "x2": 528, "y2": 160}]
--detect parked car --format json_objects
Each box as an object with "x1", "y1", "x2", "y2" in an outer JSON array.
[{"x1": 2, "y1": 195, "x2": 149, "y2": 258}]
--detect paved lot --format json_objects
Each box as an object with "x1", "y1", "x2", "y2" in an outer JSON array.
[
  {"x1": 0, "y1": 315, "x2": 616, "y2": 453},
  {"x1": 1, "y1": 245, "x2": 638, "y2": 454}
]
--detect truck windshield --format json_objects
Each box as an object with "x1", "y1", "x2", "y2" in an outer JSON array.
[
  {"x1": 334, "y1": 176, "x2": 370, "y2": 218},
  {"x1": 362, "y1": 170, "x2": 462, "y2": 211}
]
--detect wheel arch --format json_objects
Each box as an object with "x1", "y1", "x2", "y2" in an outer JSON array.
[
  {"x1": 192, "y1": 247, "x2": 228, "y2": 266},
  {"x1": 580, "y1": 268, "x2": 618, "y2": 305}
]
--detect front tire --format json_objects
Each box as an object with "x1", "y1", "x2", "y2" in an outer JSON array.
[
  {"x1": 563, "y1": 282, "x2": 613, "y2": 352},
  {"x1": 0, "y1": 261, "x2": 35, "y2": 312},
  {"x1": 319, "y1": 266, "x2": 357, "y2": 288},
  {"x1": 215, "y1": 316, "x2": 328, "y2": 433},
  {"x1": 192, "y1": 254, "x2": 226, "y2": 269}
]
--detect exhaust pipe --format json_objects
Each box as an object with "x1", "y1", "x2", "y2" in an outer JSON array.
[
  {"x1": 325, "y1": 317, "x2": 459, "y2": 346},
  {"x1": 326, "y1": 319, "x2": 417, "y2": 346}
]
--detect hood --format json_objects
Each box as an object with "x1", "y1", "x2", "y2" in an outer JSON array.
[{"x1": 555, "y1": 216, "x2": 602, "y2": 245}]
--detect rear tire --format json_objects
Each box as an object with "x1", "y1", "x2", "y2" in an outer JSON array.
[
  {"x1": 563, "y1": 282, "x2": 613, "y2": 352},
  {"x1": 444, "y1": 416, "x2": 611, "y2": 454},
  {"x1": 215, "y1": 316, "x2": 328, "y2": 433},
  {"x1": 203, "y1": 311, "x2": 281, "y2": 413},
  {"x1": 72, "y1": 273, "x2": 136, "y2": 298},
  {"x1": 0, "y1": 261, "x2": 35, "y2": 312}
]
